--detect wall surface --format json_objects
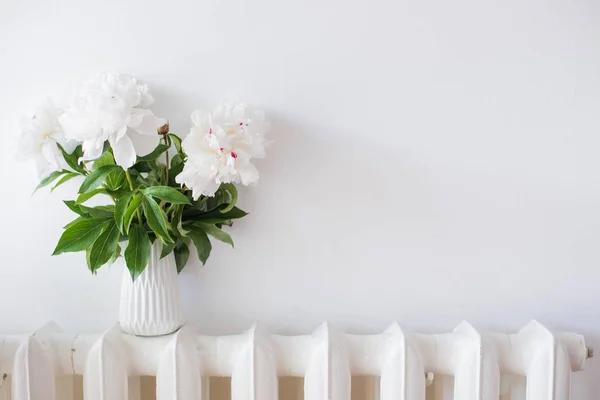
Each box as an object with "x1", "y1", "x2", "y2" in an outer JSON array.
[{"x1": 0, "y1": 0, "x2": 599, "y2": 396}]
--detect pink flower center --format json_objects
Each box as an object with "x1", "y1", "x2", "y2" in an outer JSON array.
[
  {"x1": 209, "y1": 128, "x2": 212, "y2": 134},
  {"x1": 231, "y1": 152, "x2": 238, "y2": 159}
]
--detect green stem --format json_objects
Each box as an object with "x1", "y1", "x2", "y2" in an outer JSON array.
[
  {"x1": 125, "y1": 170, "x2": 143, "y2": 225},
  {"x1": 125, "y1": 169, "x2": 135, "y2": 190},
  {"x1": 163, "y1": 134, "x2": 170, "y2": 185}
]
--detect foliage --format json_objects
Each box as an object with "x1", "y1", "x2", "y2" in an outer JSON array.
[
  {"x1": 21, "y1": 73, "x2": 267, "y2": 281},
  {"x1": 46, "y1": 136, "x2": 247, "y2": 280}
]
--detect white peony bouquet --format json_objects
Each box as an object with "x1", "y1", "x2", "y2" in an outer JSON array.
[{"x1": 19, "y1": 73, "x2": 269, "y2": 279}]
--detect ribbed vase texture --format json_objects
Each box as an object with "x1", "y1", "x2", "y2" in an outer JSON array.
[{"x1": 119, "y1": 243, "x2": 184, "y2": 336}]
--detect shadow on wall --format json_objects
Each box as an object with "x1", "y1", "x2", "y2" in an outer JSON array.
[
  {"x1": 177, "y1": 112, "x2": 451, "y2": 334},
  {"x1": 175, "y1": 110, "x2": 600, "y2": 342},
  {"x1": 252, "y1": 113, "x2": 439, "y2": 227},
  {"x1": 237, "y1": 111, "x2": 442, "y2": 253}
]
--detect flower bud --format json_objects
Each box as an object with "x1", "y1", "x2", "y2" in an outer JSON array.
[{"x1": 158, "y1": 122, "x2": 169, "y2": 135}]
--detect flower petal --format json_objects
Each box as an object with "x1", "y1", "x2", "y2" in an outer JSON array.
[
  {"x1": 238, "y1": 162, "x2": 259, "y2": 186},
  {"x1": 81, "y1": 138, "x2": 105, "y2": 161},
  {"x1": 127, "y1": 109, "x2": 151, "y2": 128},
  {"x1": 111, "y1": 134, "x2": 136, "y2": 169},
  {"x1": 129, "y1": 130, "x2": 161, "y2": 157},
  {"x1": 174, "y1": 103, "x2": 268, "y2": 196},
  {"x1": 60, "y1": 138, "x2": 79, "y2": 154},
  {"x1": 130, "y1": 112, "x2": 165, "y2": 136},
  {"x1": 41, "y1": 141, "x2": 62, "y2": 170},
  {"x1": 57, "y1": 73, "x2": 160, "y2": 166},
  {"x1": 115, "y1": 124, "x2": 128, "y2": 142},
  {"x1": 35, "y1": 154, "x2": 54, "y2": 180}
]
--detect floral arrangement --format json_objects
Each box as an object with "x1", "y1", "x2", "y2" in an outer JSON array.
[{"x1": 19, "y1": 73, "x2": 268, "y2": 280}]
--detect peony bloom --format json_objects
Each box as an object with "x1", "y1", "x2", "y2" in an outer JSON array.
[
  {"x1": 18, "y1": 100, "x2": 78, "y2": 179},
  {"x1": 176, "y1": 103, "x2": 268, "y2": 199},
  {"x1": 59, "y1": 73, "x2": 165, "y2": 169}
]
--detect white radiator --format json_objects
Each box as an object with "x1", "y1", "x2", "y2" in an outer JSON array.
[{"x1": 0, "y1": 320, "x2": 591, "y2": 400}]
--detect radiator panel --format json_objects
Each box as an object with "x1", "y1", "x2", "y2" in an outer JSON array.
[{"x1": 0, "y1": 321, "x2": 590, "y2": 400}]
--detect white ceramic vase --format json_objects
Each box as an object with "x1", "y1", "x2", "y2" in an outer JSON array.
[{"x1": 119, "y1": 242, "x2": 184, "y2": 336}]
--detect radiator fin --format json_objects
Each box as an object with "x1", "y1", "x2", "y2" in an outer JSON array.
[
  {"x1": 231, "y1": 323, "x2": 277, "y2": 400},
  {"x1": 157, "y1": 325, "x2": 203, "y2": 400},
  {"x1": 380, "y1": 322, "x2": 425, "y2": 400},
  {"x1": 84, "y1": 326, "x2": 128, "y2": 400},
  {"x1": 304, "y1": 323, "x2": 351, "y2": 400}
]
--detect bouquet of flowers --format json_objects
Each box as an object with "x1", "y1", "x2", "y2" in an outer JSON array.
[{"x1": 19, "y1": 73, "x2": 268, "y2": 280}]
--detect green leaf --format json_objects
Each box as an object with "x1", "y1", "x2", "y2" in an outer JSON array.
[
  {"x1": 187, "y1": 226, "x2": 212, "y2": 265},
  {"x1": 63, "y1": 200, "x2": 89, "y2": 217},
  {"x1": 92, "y1": 149, "x2": 127, "y2": 191},
  {"x1": 78, "y1": 204, "x2": 114, "y2": 219},
  {"x1": 170, "y1": 204, "x2": 188, "y2": 236},
  {"x1": 136, "y1": 144, "x2": 169, "y2": 162},
  {"x1": 106, "y1": 168, "x2": 126, "y2": 191},
  {"x1": 130, "y1": 169, "x2": 150, "y2": 187},
  {"x1": 142, "y1": 195, "x2": 173, "y2": 243},
  {"x1": 57, "y1": 144, "x2": 86, "y2": 174},
  {"x1": 132, "y1": 161, "x2": 153, "y2": 173},
  {"x1": 110, "y1": 245, "x2": 122, "y2": 264},
  {"x1": 198, "y1": 183, "x2": 237, "y2": 212},
  {"x1": 88, "y1": 221, "x2": 120, "y2": 272},
  {"x1": 124, "y1": 224, "x2": 151, "y2": 281},
  {"x1": 184, "y1": 206, "x2": 248, "y2": 224},
  {"x1": 85, "y1": 248, "x2": 93, "y2": 273},
  {"x1": 168, "y1": 159, "x2": 185, "y2": 186},
  {"x1": 106, "y1": 186, "x2": 131, "y2": 199},
  {"x1": 173, "y1": 241, "x2": 190, "y2": 272},
  {"x1": 74, "y1": 145, "x2": 84, "y2": 159},
  {"x1": 52, "y1": 218, "x2": 110, "y2": 255},
  {"x1": 123, "y1": 193, "x2": 143, "y2": 234},
  {"x1": 193, "y1": 222, "x2": 234, "y2": 247},
  {"x1": 114, "y1": 191, "x2": 134, "y2": 233},
  {"x1": 160, "y1": 241, "x2": 177, "y2": 259},
  {"x1": 78, "y1": 165, "x2": 121, "y2": 193},
  {"x1": 171, "y1": 154, "x2": 184, "y2": 167},
  {"x1": 51, "y1": 172, "x2": 79, "y2": 192},
  {"x1": 75, "y1": 188, "x2": 108, "y2": 204},
  {"x1": 217, "y1": 183, "x2": 238, "y2": 213},
  {"x1": 63, "y1": 216, "x2": 86, "y2": 229},
  {"x1": 146, "y1": 163, "x2": 166, "y2": 186},
  {"x1": 168, "y1": 134, "x2": 184, "y2": 154},
  {"x1": 143, "y1": 186, "x2": 191, "y2": 205},
  {"x1": 35, "y1": 170, "x2": 67, "y2": 192},
  {"x1": 93, "y1": 149, "x2": 115, "y2": 169}
]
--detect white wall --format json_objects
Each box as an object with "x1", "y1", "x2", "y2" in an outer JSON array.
[{"x1": 1, "y1": 0, "x2": 599, "y2": 395}]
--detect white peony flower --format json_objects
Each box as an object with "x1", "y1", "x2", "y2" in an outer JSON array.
[
  {"x1": 176, "y1": 103, "x2": 269, "y2": 199},
  {"x1": 59, "y1": 73, "x2": 165, "y2": 169},
  {"x1": 18, "y1": 100, "x2": 78, "y2": 179}
]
